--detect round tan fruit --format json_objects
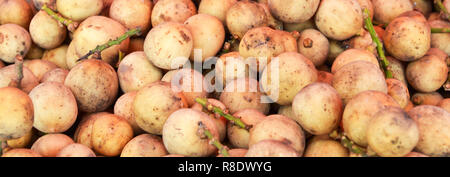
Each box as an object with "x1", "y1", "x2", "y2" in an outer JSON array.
[
  {"x1": 31, "y1": 134, "x2": 74, "y2": 157},
  {"x1": 0, "y1": 87, "x2": 34, "y2": 141},
  {"x1": 315, "y1": 0, "x2": 363, "y2": 40},
  {"x1": 151, "y1": 0, "x2": 196, "y2": 27},
  {"x1": 343, "y1": 91, "x2": 401, "y2": 147},
  {"x1": 292, "y1": 83, "x2": 343, "y2": 135},
  {"x1": 367, "y1": 107, "x2": 419, "y2": 157},
  {"x1": 332, "y1": 61, "x2": 388, "y2": 104},
  {"x1": 162, "y1": 108, "x2": 220, "y2": 157},
  {"x1": 56, "y1": 143, "x2": 96, "y2": 157},
  {"x1": 120, "y1": 134, "x2": 168, "y2": 157},
  {"x1": 118, "y1": 51, "x2": 162, "y2": 93},
  {"x1": 133, "y1": 82, "x2": 185, "y2": 135},
  {"x1": 29, "y1": 82, "x2": 77, "y2": 133},
  {"x1": 64, "y1": 59, "x2": 119, "y2": 113},
  {"x1": 0, "y1": 24, "x2": 31, "y2": 63},
  {"x1": 261, "y1": 52, "x2": 318, "y2": 105}
]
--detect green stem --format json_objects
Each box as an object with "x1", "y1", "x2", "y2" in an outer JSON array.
[
  {"x1": 435, "y1": 0, "x2": 450, "y2": 19},
  {"x1": 329, "y1": 130, "x2": 369, "y2": 157},
  {"x1": 41, "y1": 4, "x2": 78, "y2": 32},
  {"x1": 8, "y1": 55, "x2": 24, "y2": 89},
  {"x1": 431, "y1": 28, "x2": 450, "y2": 33},
  {"x1": 363, "y1": 8, "x2": 393, "y2": 79},
  {"x1": 195, "y1": 98, "x2": 250, "y2": 130},
  {"x1": 198, "y1": 122, "x2": 229, "y2": 157},
  {"x1": 77, "y1": 28, "x2": 142, "y2": 62}
]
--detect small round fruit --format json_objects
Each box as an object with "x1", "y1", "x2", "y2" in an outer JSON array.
[
  {"x1": 42, "y1": 45, "x2": 69, "y2": 69},
  {"x1": 184, "y1": 14, "x2": 225, "y2": 61},
  {"x1": 220, "y1": 77, "x2": 270, "y2": 114},
  {"x1": 1, "y1": 148, "x2": 41, "y2": 157},
  {"x1": 29, "y1": 10, "x2": 66, "y2": 49},
  {"x1": 292, "y1": 83, "x2": 343, "y2": 135},
  {"x1": 343, "y1": 91, "x2": 401, "y2": 147},
  {"x1": 90, "y1": 113, "x2": 134, "y2": 157},
  {"x1": 372, "y1": 0, "x2": 413, "y2": 24},
  {"x1": 406, "y1": 55, "x2": 448, "y2": 93},
  {"x1": 0, "y1": 0, "x2": 32, "y2": 28},
  {"x1": 267, "y1": 0, "x2": 320, "y2": 23},
  {"x1": 227, "y1": 109, "x2": 267, "y2": 148},
  {"x1": 118, "y1": 51, "x2": 162, "y2": 93},
  {"x1": 151, "y1": 0, "x2": 196, "y2": 27},
  {"x1": 332, "y1": 61, "x2": 388, "y2": 104},
  {"x1": 383, "y1": 13, "x2": 431, "y2": 61},
  {"x1": 114, "y1": 91, "x2": 144, "y2": 135},
  {"x1": 31, "y1": 134, "x2": 74, "y2": 157},
  {"x1": 260, "y1": 52, "x2": 318, "y2": 105},
  {"x1": 56, "y1": 143, "x2": 96, "y2": 157},
  {"x1": 198, "y1": 0, "x2": 237, "y2": 24},
  {"x1": 120, "y1": 134, "x2": 168, "y2": 157},
  {"x1": 249, "y1": 115, "x2": 305, "y2": 154},
  {"x1": 0, "y1": 24, "x2": 31, "y2": 63},
  {"x1": 386, "y1": 78, "x2": 410, "y2": 108},
  {"x1": 304, "y1": 139, "x2": 348, "y2": 157},
  {"x1": 29, "y1": 82, "x2": 77, "y2": 133},
  {"x1": 23, "y1": 59, "x2": 57, "y2": 81},
  {"x1": 56, "y1": 0, "x2": 103, "y2": 21},
  {"x1": 226, "y1": 1, "x2": 268, "y2": 39},
  {"x1": 0, "y1": 87, "x2": 34, "y2": 141},
  {"x1": 408, "y1": 106, "x2": 450, "y2": 156},
  {"x1": 315, "y1": 0, "x2": 363, "y2": 40},
  {"x1": 298, "y1": 29, "x2": 329, "y2": 66},
  {"x1": 109, "y1": 0, "x2": 153, "y2": 33},
  {"x1": 162, "y1": 108, "x2": 220, "y2": 157},
  {"x1": 331, "y1": 48, "x2": 379, "y2": 74},
  {"x1": 133, "y1": 82, "x2": 185, "y2": 135},
  {"x1": 245, "y1": 140, "x2": 300, "y2": 157},
  {"x1": 367, "y1": 107, "x2": 419, "y2": 157},
  {"x1": 64, "y1": 59, "x2": 119, "y2": 113},
  {"x1": 41, "y1": 68, "x2": 69, "y2": 84},
  {"x1": 143, "y1": 22, "x2": 193, "y2": 70}
]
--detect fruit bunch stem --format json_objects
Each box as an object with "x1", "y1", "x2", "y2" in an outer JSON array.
[
  {"x1": 329, "y1": 130, "x2": 369, "y2": 157},
  {"x1": 198, "y1": 122, "x2": 229, "y2": 157},
  {"x1": 77, "y1": 28, "x2": 142, "y2": 62},
  {"x1": 41, "y1": 4, "x2": 78, "y2": 32},
  {"x1": 8, "y1": 55, "x2": 24, "y2": 89},
  {"x1": 195, "y1": 98, "x2": 251, "y2": 130},
  {"x1": 431, "y1": 28, "x2": 450, "y2": 33},
  {"x1": 435, "y1": 0, "x2": 450, "y2": 20},
  {"x1": 363, "y1": 8, "x2": 393, "y2": 79}
]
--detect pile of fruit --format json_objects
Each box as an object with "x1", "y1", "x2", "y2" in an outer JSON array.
[{"x1": 0, "y1": 0, "x2": 449, "y2": 157}]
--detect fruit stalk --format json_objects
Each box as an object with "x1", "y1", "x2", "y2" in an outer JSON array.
[
  {"x1": 329, "y1": 130, "x2": 369, "y2": 157},
  {"x1": 8, "y1": 55, "x2": 24, "y2": 89},
  {"x1": 435, "y1": 0, "x2": 450, "y2": 20},
  {"x1": 363, "y1": 8, "x2": 393, "y2": 79},
  {"x1": 431, "y1": 28, "x2": 450, "y2": 33},
  {"x1": 195, "y1": 98, "x2": 251, "y2": 130},
  {"x1": 41, "y1": 4, "x2": 78, "y2": 32},
  {"x1": 77, "y1": 28, "x2": 142, "y2": 62},
  {"x1": 198, "y1": 122, "x2": 229, "y2": 157}
]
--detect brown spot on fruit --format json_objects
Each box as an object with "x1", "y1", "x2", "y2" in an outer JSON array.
[
  {"x1": 303, "y1": 38, "x2": 314, "y2": 48},
  {"x1": 179, "y1": 31, "x2": 190, "y2": 42}
]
